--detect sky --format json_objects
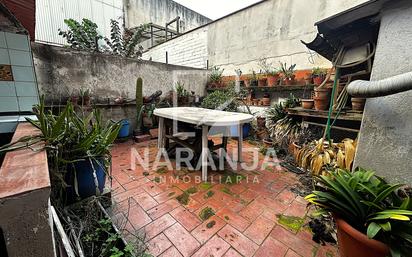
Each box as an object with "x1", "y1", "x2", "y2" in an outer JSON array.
[{"x1": 173, "y1": 0, "x2": 263, "y2": 20}]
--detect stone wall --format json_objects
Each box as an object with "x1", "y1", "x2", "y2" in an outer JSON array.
[
  {"x1": 142, "y1": 0, "x2": 368, "y2": 74},
  {"x1": 354, "y1": 0, "x2": 412, "y2": 184}
]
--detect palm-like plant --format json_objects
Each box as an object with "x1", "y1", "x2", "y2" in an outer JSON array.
[{"x1": 306, "y1": 168, "x2": 412, "y2": 257}]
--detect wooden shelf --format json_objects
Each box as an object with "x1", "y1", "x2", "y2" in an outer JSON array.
[
  {"x1": 206, "y1": 85, "x2": 314, "y2": 92},
  {"x1": 287, "y1": 107, "x2": 363, "y2": 121}
]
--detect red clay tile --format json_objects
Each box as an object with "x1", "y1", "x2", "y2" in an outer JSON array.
[
  {"x1": 216, "y1": 207, "x2": 250, "y2": 232},
  {"x1": 316, "y1": 244, "x2": 339, "y2": 257},
  {"x1": 147, "y1": 199, "x2": 180, "y2": 220},
  {"x1": 170, "y1": 206, "x2": 201, "y2": 231},
  {"x1": 285, "y1": 249, "x2": 302, "y2": 257},
  {"x1": 225, "y1": 199, "x2": 246, "y2": 213},
  {"x1": 155, "y1": 187, "x2": 184, "y2": 203},
  {"x1": 164, "y1": 223, "x2": 201, "y2": 257},
  {"x1": 222, "y1": 248, "x2": 243, "y2": 257},
  {"x1": 244, "y1": 215, "x2": 275, "y2": 245},
  {"x1": 147, "y1": 233, "x2": 172, "y2": 256},
  {"x1": 217, "y1": 224, "x2": 259, "y2": 257},
  {"x1": 239, "y1": 200, "x2": 266, "y2": 222},
  {"x1": 270, "y1": 225, "x2": 317, "y2": 257},
  {"x1": 143, "y1": 214, "x2": 176, "y2": 240},
  {"x1": 133, "y1": 192, "x2": 158, "y2": 210},
  {"x1": 191, "y1": 216, "x2": 226, "y2": 244},
  {"x1": 127, "y1": 203, "x2": 152, "y2": 230},
  {"x1": 123, "y1": 177, "x2": 150, "y2": 190},
  {"x1": 114, "y1": 187, "x2": 145, "y2": 203},
  {"x1": 159, "y1": 246, "x2": 183, "y2": 257},
  {"x1": 276, "y1": 189, "x2": 297, "y2": 205},
  {"x1": 185, "y1": 198, "x2": 203, "y2": 212},
  {"x1": 284, "y1": 200, "x2": 307, "y2": 218},
  {"x1": 192, "y1": 235, "x2": 231, "y2": 257},
  {"x1": 254, "y1": 236, "x2": 289, "y2": 257},
  {"x1": 239, "y1": 189, "x2": 259, "y2": 203},
  {"x1": 142, "y1": 181, "x2": 164, "y2": 196}
]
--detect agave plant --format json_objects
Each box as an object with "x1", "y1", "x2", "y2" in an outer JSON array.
[
  {"x1": 295, "y1": 138, "x2": 356, "y2": 175},
  {"x1": 306, "y1": 168, "x2": 412, "y2": 256}
]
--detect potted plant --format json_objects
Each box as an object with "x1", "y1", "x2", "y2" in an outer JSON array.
[
  {"x1": 262, "y1": 93, "x2": 271, "y2": 106},
  {"x1": 80, "y1": 88, "x2": 91, "y2": 106},
  {"x1": 1, "y1": 98, "x2": 121, "y2": 204},
  {"x1": 313, "y1": 86, "x2": 331, "y2": 110},
  {"x1": 249, "y1": 70, "x2": 258, "y2": 87},
  {"x1": 306, "y1": 168, "x2": 412, "y2": 257},
  {"x1": 208, "y1": 66, "x2": 224, "y2": 88},
  {"x1": 312, "y1": 67, "x2": 327, "y2": 86},
  {"x1": 352, "y1": 97, "x2": 366, "y2": 111},
  {"x1": 258, "y1": 74, "x2": 267, "y2": 87},
  {"x1": 175, "y1": 82, "x2": 189, "y2": 106},
  {"x1": 259, "y1": 58, "x2": 279, "y2": 87},
  {"x1": 280, "y1": 62, "x2": 296, "y2": 85},
  {"x1": 301, "y1": 99, "x2": 314, "y2": 109}
]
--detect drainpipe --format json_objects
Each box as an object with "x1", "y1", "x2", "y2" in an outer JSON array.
[{"x1": 347, "y1": 71, "x2": 412, "y2": 98}]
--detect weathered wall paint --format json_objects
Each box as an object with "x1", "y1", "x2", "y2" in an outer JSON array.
[
  {"x1": 143, "y1": 0, "x2": 368, "y2": 74},
  {"x1": 124, "y1": 0, "x2": 211, "y2": 31},
  {"x1": 354, "y1": 0, "x2": 412, "y2": 184}
]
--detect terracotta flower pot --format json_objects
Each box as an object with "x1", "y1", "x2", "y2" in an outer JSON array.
[
  {"x1": 262, "y1": 97, "x2": 270, "y2": 106},
  {"x1": 283, "y1": 77, "x2": 295, "y2": 85},
  {"x1": 258, "y1": 78, "x2": 267, "y2": 87},
  {"x1": 313, "y1": 96, "x2": 329, "y2": 110},
  {"x1": 335, "y1": 217, "x2": 390, "y2": 257},
  {"x1": 252, "y1": 99, "x2": 259, "y2": 106},
  {"x1": 301, "y1": 99, "x2": 314, "y2": 109},
  {"x1": 304, "y1": 77, "x2": 313, "y2": 85},
  {"x1": 267, "y1": 75, "x2": 279, "y2": 87},
  {"x1": 351, "y1": 97, "x2": 366, "y2": 111},
  {"x1": 288, "y1": 142, "x2": 302, "y2": 161},
  {"x1": 314, "y1": 87, "x2": 330, "y2": 99},
  {"x1": 313, "y1": 76, "x2": 324, "y2": 86}
]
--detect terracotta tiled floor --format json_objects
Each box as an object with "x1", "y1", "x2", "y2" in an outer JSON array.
[{"x1": 109, "y1": 139, "x2": 339, "y2": 257}]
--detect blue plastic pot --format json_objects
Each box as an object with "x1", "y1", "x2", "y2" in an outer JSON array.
[
  {"x1": 66, "y1": 158, "x2": 106, "y2": 202},
  {"x1": 230, "y1": 123, "x2": 251, "y2": 138},
  {"x1": 118, "y1": 119, "x2": 130, "y2": 138}
]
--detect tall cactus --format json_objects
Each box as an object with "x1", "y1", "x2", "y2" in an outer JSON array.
[{"x1": 136, "y1": 77, "x2": 143, "y2": 134}]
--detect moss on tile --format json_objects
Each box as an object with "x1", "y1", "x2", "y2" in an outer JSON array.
[
  {"x1": 224, "y1": 215, "x2": 230, "y2": 221},
  {"x1": 143, "y1": 171, "x2": 150, "y2": 176},
  {"x1": 185, "y1": 187, "x2": 198, "y2": 194},
  {"x1": 199, "y1": 207, "x2": 215, "y2": 221},
  {"x1": 204, "y1": 190, "x2": 214, "y2": 199},
  {"x1": 276, "y1": 214, "x2": 305, "y2": 233},
  {"x1": 168, "y1": 192, "x2": 176, "y2": 197},
  {"x1": 220, "y1": 186, "x2": 234, "y2": 196},
  {"x1": 199, "y1": 182, "x2": 212, "y2": 190},
  {"x1": 221, "y1": 171, "x2": 246, "y2": 184},
  {"x1": 176, "y1": 192, "x2": 190, "y2": 205},
  {"x1": 206, "y1": 220, "x2": 216, "y2": 228},
  {"x1": 156, "y1": 166, "x2": 168, "y2": 174},
  {"x1": 153, "y1": 177, "x2": 161, "y2": 183}
]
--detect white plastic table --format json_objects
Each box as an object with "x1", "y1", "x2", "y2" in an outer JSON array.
[{"x1": 154, "y1": 107, "x2": 254, "y2": 181}]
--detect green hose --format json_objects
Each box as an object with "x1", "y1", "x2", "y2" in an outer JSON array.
[{"x1": 325, "y1": 68, "x2": 341, "y2": 141}]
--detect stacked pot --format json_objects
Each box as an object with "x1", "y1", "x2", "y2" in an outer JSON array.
[{"x1": 313, "y1": 87, "x2": 331, "y2": 111}]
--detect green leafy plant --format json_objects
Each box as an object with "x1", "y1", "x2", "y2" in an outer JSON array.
[
  {"x1": 59, "y1": 18, "x2": 147, "y2": 58},
  {"x1": 306, "y1": 168, "x2": 412, "y2": 256},
  {"x1": 174, "y1": 82, "x2": 189, "y2": 97},
  {"x1": 284, "y1": 93, "x2": 300, "y2": 108},
  {"x1": 201, "y1": 88, "x2": 239, "y2": 112},
  {"x1": 258, "y1": 58, "x2": 279, "y2": 76},
  {"x1": 280, "y1": 62, "x2": 296, "y2": 79},
  {"x1": 312, "y1": 67, "x2": 328, "y2": 78},
  {"x1": 209, "y1": 66, "x2": 224, "y2": 83}
]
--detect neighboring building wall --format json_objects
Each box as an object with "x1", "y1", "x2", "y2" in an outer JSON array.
[
  {"x1": 143, "y1": 0, "x2": 368, "y2": 73},
  {"x1": 124, "y1": 0, "x2": 211, "y2": 32},
  {"x1": 354, "y1": 0, "x2": 412, "y2": 184},
  {"x1": 32, "y1": 43, "x2": 209, "y2": 132},
  {"x1": 35, "y1": 0, "x2": 123, "y2": 45},
  {"x1": 142, "y1": 27, "x2": 208, "y2": 69}
]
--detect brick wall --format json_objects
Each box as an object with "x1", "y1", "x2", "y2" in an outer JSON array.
[{"x1": 142, "y1": 27, "x2": 208, "y2": 69}]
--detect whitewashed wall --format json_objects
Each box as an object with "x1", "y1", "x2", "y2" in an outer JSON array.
[
  {"x1": 35, "y1": 0, "x2": 123, "y2": 45},
  {"x1": 143, "y1": 0, "x2": 369, "y2": 74},
  {"x1": 142, "y1": 27, "x2": 208, "y2": 69}
]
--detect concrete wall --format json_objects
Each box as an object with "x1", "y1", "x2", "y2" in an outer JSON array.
[
  {"x1": 142, "y1": 26, "x2": 208, "y2": 68},
  {"x1": 354, "y1": 0, "x2": 412, "y2": 184},
  {"x1": 32, "y1": 43, "x2": 209, "y2": 100},
  {"x1": 143, "y1": 0, "x2": 368, "y2": 74},
  {"x1": 124, "y1": 0, "x2": 211, "y2": 32},
  {"x1": 32, "y1": 42, "x2": 209, "y2": 132}
]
